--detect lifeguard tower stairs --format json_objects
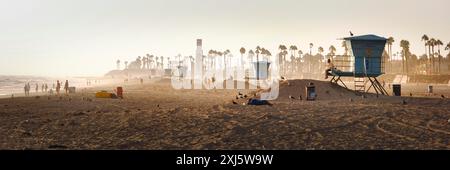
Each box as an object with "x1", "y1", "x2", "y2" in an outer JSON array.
[{"x1": 328, "y1": 34, "x2": 389, "y2": 95}]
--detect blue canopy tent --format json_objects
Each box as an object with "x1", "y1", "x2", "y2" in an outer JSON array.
[{"x1": 328, "y1": 34, "x2": 389, "y2": 95}]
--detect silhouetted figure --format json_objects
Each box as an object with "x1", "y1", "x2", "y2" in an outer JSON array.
[
  {"x1": 64, "y1": 80, "x2": 69, "y2": 95},
  {"x1": 44, "y1": 84, "x2": 48, "y2": 92},
  {"x1": 41, "y1": 84, "x2": 45, "y2": 92},
  {"x1": 324, "y1": 58, "x2": 335, "y2": 79},
  {"x1": 56, "y1": 80, "x2": 61, "y2": 95},
  {"x1": 35, "y1": 83, "x2": 38, "y2": 93},
  {"x1": 24, "y1": 83, "x2": 29, "y2": 96},
  {"x1": 27, "y1": 83, "x2": 30, "y2": 96}
]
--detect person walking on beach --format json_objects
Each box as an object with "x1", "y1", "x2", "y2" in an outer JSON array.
[
  {"x1": 35, "y1": 83, "x2": 39, "y2": 93},
  {"x1": 41, "y1": 84, "x2": 45, "y2": 92},
  {"x1": 24, "y1": 83, "x2": 29, "y2": 96},
  {"x1": 27, "y1": 83, "x2": 30, "y2": 96},
  {"x1": 56, "y1": 80, "x2": 61, "y2": 95},
  {"x1": 64, "y1": 80, "x2": 69, "y2": 95},
  {"x1": 44, "y1": 83, "x2": 48, "y2": 92}
]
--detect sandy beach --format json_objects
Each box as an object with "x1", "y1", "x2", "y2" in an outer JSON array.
[{"x1": 0, "y1": 78, "x2": 449, "y2": 150}]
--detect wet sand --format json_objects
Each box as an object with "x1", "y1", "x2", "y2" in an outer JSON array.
[{"x1": 0, "y1": 78, "x2": 449, "y2": 149}]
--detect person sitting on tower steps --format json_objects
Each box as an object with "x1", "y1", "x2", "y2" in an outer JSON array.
[{"x1": 325, "y1": 58, "x2": 336, "y2": 79}]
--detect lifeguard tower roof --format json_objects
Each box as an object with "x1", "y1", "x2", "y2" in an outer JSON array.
[{"x1": 341, "y1": 34, "x2": 387, "y2": 41}]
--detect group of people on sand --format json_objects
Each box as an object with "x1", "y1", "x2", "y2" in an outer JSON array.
[
  {"x1": 23, "y1": 83, "x2": 31, "y2": 96},
  {"x1": 24, "y1": 83, "x2": 48, "y2": 96},
  {"x1": 24, "y1": 80, "x2": 70, "y2": 96}
]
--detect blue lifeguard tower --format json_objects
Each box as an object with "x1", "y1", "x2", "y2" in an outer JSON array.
[{"x1": 328, "y1": 34, "x2": 388, "y2": 95}]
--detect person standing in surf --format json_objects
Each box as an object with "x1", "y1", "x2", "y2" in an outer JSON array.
[
  {"x1": 64, "y1": 80, "x2": 69, "y2": 95},
  {"x1": 56, "y1": 80, "x2": 61, "y2": 95}
]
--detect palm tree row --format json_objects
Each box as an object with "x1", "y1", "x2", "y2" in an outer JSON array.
[
  {"x1": 116, "y1": 38, "x2": 450, "y2": 77},
  {"x1": 117, "y1": 54, "x2": 167, "y2": 70},
  {"x1": 389, "y1": 35, "x2": 450, "y2": 75},
  {"x1": 422, "y1": 34, "x2": 444, "y2": 74}
]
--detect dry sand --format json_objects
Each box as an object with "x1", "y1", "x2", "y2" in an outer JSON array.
[{"x1": 0, "y1": 78, "x2": 449, "y2": 150}]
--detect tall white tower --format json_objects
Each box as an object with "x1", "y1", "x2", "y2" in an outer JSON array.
[{"x1": 194, "y1": 39, "x2": 203, "y2": 89}]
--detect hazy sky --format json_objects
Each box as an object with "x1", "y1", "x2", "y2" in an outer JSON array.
[{"x1": 1, "y1": 0, "x2": 449, "y2": 76}]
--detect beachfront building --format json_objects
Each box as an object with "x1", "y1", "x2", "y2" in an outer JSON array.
[{"x1": 193, "y1": 39, "x2": 204, "y2": 88}]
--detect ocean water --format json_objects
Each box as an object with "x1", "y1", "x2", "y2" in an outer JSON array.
[{"x1": 0, "y1": 75, "x2": 94, "y2": 97}]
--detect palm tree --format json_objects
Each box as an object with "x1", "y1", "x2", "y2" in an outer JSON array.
[
  {"x1": 137, "y1": 56, "x2": 142, "y2": 68},
  {"x1": 328, "y1": 45, "x2": 336, "y2": 59},
  {"x1": 255, "y1": 46, "x2": 261, "y2": 80},
  {"x1": 278, "y1": 45, "x2": 288, "y2": 74},
  {"x1": 298, "y1": 50, "x2": 303, "y2": 58},
  {"x1": 143, "y1": 56, "x2": 148, "y2": 69},
  {"x1": 341, "y1": 41, "x2": 348, "y2": 56},
  {"x1": 309, "y1": 43, "x2": 314, "y2": 55},
  {"x1": 208, "y1": 50, "x2": 215, "y2": 71},
  {"x1": 446, "y1": 42, "x2": 450, "y2": 53},
  {"x1": 289, "y1": 45, "x2": 298, "y2": 59},
  {"x1": 421, "y1": 35, "x2": 429, "y2": 56},
  {"x1": 318, "y1": 47, "x2": 325, "y2": 71},
  {"x1": 265, "y1": 49, "x2": 272, "y2": 57},
  {"x1": 429, "y1": 38, "x2": 436, "y2": 73},
  {"x1": 318, "y1": 47, "x2": 324, "y2": 55},
  {"x1": 223, "y1": 49, "x2": 230, "y2": 71},
  {"x1": 400, "y1": 40, "x2": 410, "y2": 74},
  {"x1": 436, "y1": 39, "x2": 443, "y2": 73},
  {"x1": 278, "y1": 45, "x2": 287, "y2": 54},
  {"x1": 248, "y1": 50, "x2": 254, "y2": 63},
  {"x1": 240, "y1": 47, "x2": 246, "y2": 68},
  {"x1": 263, "y1": 48, "x2": 271, "y2": 61},
  {"x1": 297, "y1": 50, "x2": 303, "y2": 73},
  {"x1": 149, "y1": 55, "x2": 154, "y2": 69},
  {"x1": 387, "y1": 37, "x2": 394, "y2": 72},
  {"x1": 289, "y1": 45, "x2": 298, "y2": 74},
  {"x1": 176, "y1": 54, "x2": 182, "y2": 66},
  {"x1": 445, "y1": 42, "x2": 450, "y2": 59},
  {"x1": 146, "y1": 54, "x2": 151, "y2": 69},
  {"x1": 216, "y1": 51, "x2": 223, "y2": 70}
]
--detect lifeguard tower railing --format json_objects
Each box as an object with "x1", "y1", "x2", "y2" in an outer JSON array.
[
  {"x1": 332, "y1": 55, "x2": 353, "y2": 73},
  {"x1": 332, "y1": 54, "x2": 386, "y2": 76}
]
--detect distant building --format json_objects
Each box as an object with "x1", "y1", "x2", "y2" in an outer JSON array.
[{"x1": 194, "y1": 39, "x2": 203, "y2": 88}]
